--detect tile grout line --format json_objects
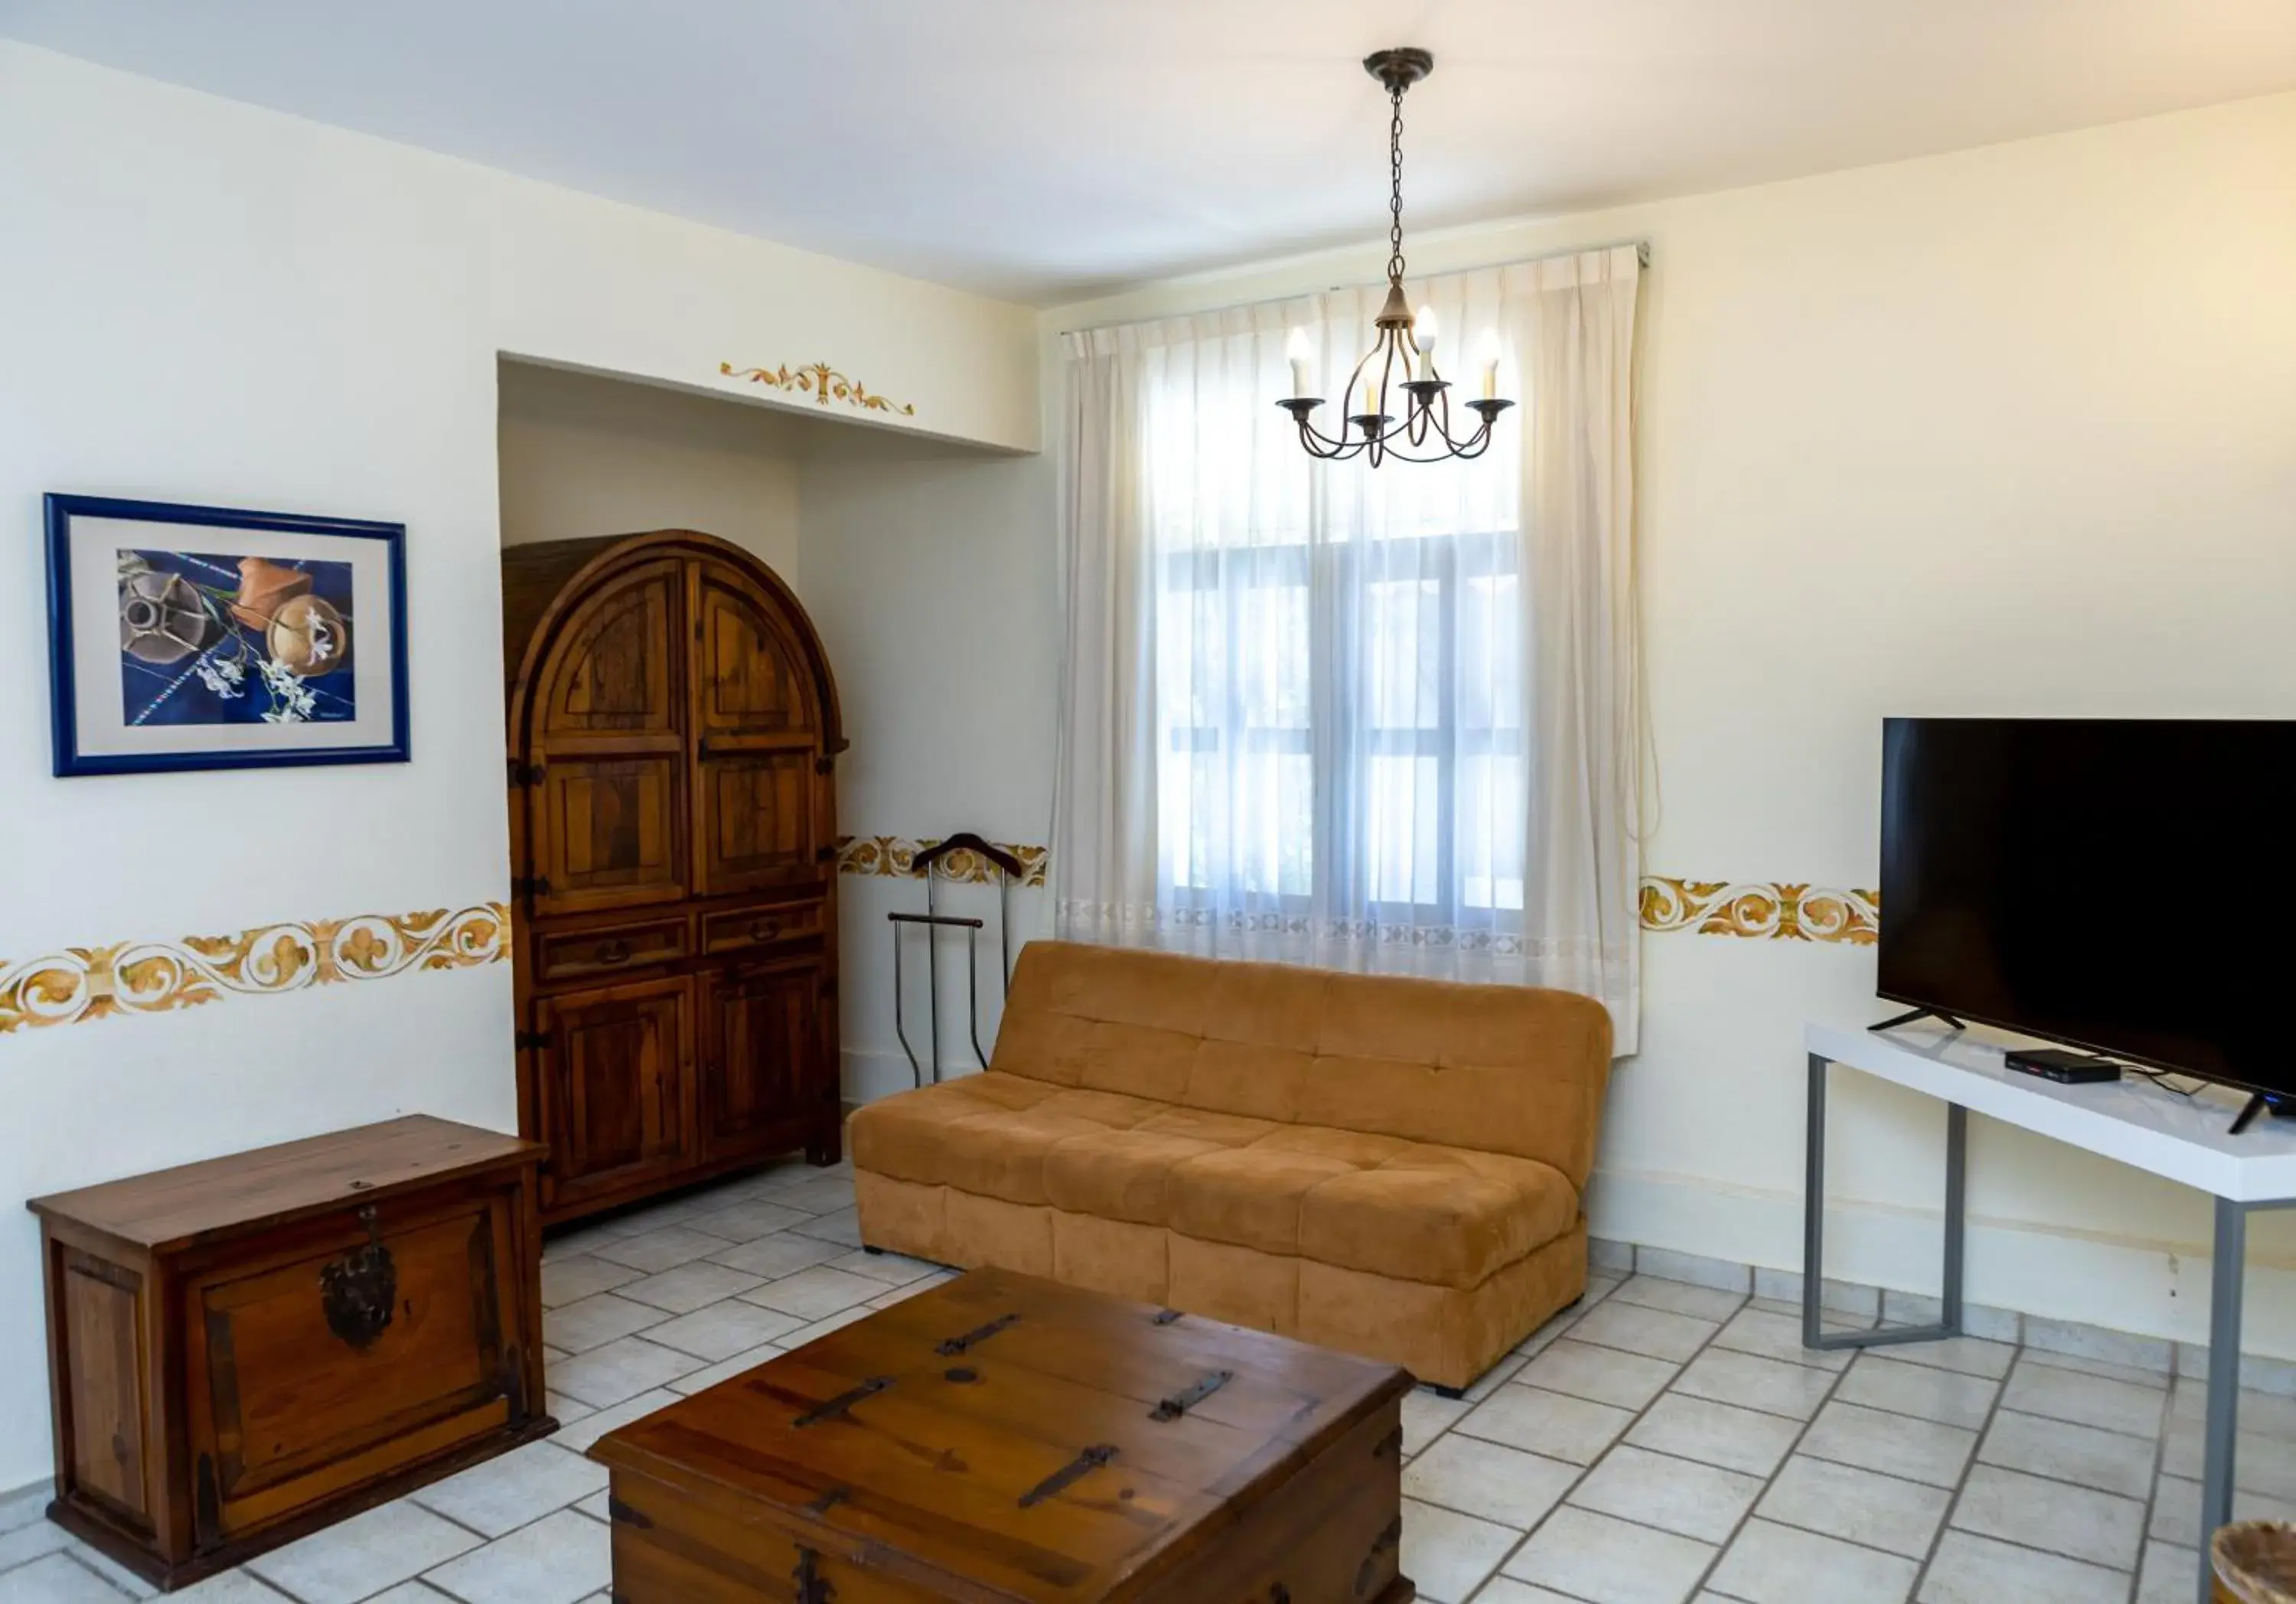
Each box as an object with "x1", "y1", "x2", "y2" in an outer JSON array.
[
  {"x1": 1903, "y1": 1335, "x2": 2020, "y2": 1604},
  {"x1": 1445, "y1": 1273, "x2": 1649, "y2": 1602},
  {"x1": 1673, "y1": 1289, "x2": 1869, "y2": 1604},
  {"x1": 1460, "y1": 1276, "x2": 1771, "y2": 1600},
  {"x1": 2128, "y1": 1374, "x2": 2177, "y2": 1604}
]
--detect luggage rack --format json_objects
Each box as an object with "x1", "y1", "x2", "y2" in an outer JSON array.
[{"x1": 889, "y1": 833, "x2": 1022, "y2": 1089}]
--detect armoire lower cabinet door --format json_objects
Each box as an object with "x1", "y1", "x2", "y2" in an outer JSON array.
[
  {"x1": 697, "y1": 958, "x2": 827, "y2": 1162},
  {"x1": 534, "y1": 977, "x2": 694, "y2": 1211}
]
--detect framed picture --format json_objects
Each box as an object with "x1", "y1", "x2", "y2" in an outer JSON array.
[{"x1": 44, "y1": 494, "x2": 409, "y2": 777}]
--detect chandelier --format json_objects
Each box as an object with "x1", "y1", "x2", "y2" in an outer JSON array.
[{"x1": 1280, "y1": 48, "x2": 1513, "y2": 467}]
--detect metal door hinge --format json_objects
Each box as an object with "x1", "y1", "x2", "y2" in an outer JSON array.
[
  {"x1": 516, "y1": 1030, "x2": 550, "y2": 1051},
  {"x1": 792, "y1": 1547, "x2": 834, "y2": 1604},
  {"x1": 512, "y1": 874, "x2": 553, "y2": 898},
  {"x1": 814, "y1": 845, "x2": 837, "y2": 864},
  {"x1": 507, "y1": 758, "x2": 545, "y2": 787},
  {"x1": 1018, "y1": 1443, "x2": 1117, "y2": 1508},
  {"x1": 1148, "y1": 1368, "x2": 1233, "y2": 1422}
]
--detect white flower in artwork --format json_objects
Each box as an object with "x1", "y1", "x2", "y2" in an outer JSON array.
[
  {"x1": 307, "y1": 615, "x2": 337, "y2": 666},
  {"x1": 258, "y1": 655, "x2": 317, "y2": 723},
  {"x1": 193, "y1": 655, "x2": 246, "y2": 699}
]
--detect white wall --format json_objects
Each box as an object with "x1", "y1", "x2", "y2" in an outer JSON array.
[
  {"x1": 1039, "y1": 91, "x2": 2296, "y2": 1352},
  {"x1": 797, "y1": 448, "x2": 1058, "y2": 1100},
  {"x1": 0, "y1": 42, "x2": 1037, "y2": 1494},
  {"x1": 497, "y1": 362, "x2": 803, "y2": 577}
]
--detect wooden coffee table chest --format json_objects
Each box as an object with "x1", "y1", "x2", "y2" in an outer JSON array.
[
  {"x1": 589, "y1": 1267, "x2": 1417, "y2": 1602},
  {"x1": 28, "y1": 1115, "x2": 553, "y2": 1590}
]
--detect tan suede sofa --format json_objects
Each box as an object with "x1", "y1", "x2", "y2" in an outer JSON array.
[{"x1": 850, "y1": 941, "x2": 1613, "y2": 1389}]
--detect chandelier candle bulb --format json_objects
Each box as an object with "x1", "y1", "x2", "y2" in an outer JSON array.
[
  {"x1": 1414, "y1": 306, "x2": 1437, "y2": 380},
  {"x1": 1474, "y1": 328, "x2": 1501, "y2": 399},
  {"x1": 1285, "y1": 327, "x2": 1316, "y2": 399}
]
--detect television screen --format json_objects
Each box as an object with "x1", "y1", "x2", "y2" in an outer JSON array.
[{"x1": 1878, "y1": 717, "x2": 2295, "y2": 1093}]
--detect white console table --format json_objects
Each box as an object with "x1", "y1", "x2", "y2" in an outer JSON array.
[{"x1": 1805, "y1": 1020, "x2": 2296, "y2": 1604}]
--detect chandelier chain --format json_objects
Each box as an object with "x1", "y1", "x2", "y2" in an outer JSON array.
[{"x1": 1386, "y1": 84, "x2": 1407, "y2": 285}]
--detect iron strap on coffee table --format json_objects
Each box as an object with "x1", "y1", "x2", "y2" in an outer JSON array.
[{"x1": 1803, "y1": 1020, "x2": 2296, "y2": 1604}]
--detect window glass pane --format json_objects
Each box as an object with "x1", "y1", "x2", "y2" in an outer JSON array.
[
  {"x1": 1459, "y1": 571, "x2": 1520, "y2": 732},
  {"x1": 1239, "y1": 579, "x2": 1308, "y2": 732},
  {"x1": 1459, "y1": 752, "x2": 1526, "y2": 911},
  {"x1": 1366, "y1": 753, "x2": 1440, "y2": 905},
  {"x1": 1367, "y1": 576, "x2": 1440, "y2": 729}
]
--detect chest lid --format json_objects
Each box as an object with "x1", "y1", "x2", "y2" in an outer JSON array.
[
  {"x1": 589, "y1": 1267, "x2": 1411, "y2": 1602},
  {"x1": 27, "y1": 1115, "x2": 544, "y2": 1252}
]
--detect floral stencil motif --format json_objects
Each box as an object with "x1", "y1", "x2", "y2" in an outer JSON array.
[
  {"x1": 0, "y1": 905, "x2": 507, "y2": 1035},
  {"x1": 719, "y1": 360, "x2": 915, "y2": 416},
  {"x1": 835, "y1": 835, "x2": 1049, "y2": 888},
  {"x1": 1638, "y1": 878, "x2": 1879, "y2": 943}
]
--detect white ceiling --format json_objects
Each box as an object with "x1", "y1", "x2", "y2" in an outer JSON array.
[{"x1": 8, "y1": 1, "x2": 2296, "y2": 305}]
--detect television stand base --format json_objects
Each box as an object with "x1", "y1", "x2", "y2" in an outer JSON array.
[
  {"x1": 2228, "y1": 1092, "x2": 2296, "y2": 1136},
  {"x1": 1869, "y1": 1006, "x2": 1966, "y2": 1034}
]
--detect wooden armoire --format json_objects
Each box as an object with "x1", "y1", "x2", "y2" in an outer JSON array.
[{"x1": 501, "y1": 530, "x2": 844, "y2": 1227}]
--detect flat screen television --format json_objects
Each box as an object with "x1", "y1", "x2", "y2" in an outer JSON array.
[{"x1": 1878, "y1": 717, "x2": 2295, "y2": 1096}]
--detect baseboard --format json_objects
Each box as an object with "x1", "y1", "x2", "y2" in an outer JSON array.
[
  {"x1": 0, "y1": 1477, "x2": 53, "y2": 1535},
  {"x1": 1590, "y1": 1166, "x2": 2296, "y2": 1390}
]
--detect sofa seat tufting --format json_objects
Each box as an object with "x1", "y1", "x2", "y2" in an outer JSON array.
[{"x1": 850, "y1": 941, "x2": 1613, "y2": 1389}]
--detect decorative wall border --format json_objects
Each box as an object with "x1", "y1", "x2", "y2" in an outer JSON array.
[
  {"x1": 831, "y1": 846, "x2": 1862, "y2": 942},
  {"x1": 0, "y1": 902, "x2": 510, "y2": 1035},
  {"x1": 719, "y1": 360, "x2": 915, "y2": 416},
  {"x1": 1639, "y1": 878, "x2": 1877, "y2": 944},
  {"x1": 836, "y1": 835, "x2": 1049, "y2": 888}
]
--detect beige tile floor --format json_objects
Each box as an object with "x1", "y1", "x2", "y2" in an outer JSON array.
[{"x1": 0, "y1": 1158, "x2": 2266, "y2": 1603}]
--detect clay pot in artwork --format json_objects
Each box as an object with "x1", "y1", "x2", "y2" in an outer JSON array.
[
  {"x1": 230, "y1": 556, "x2": 313, "y2": 631},
  {"x1": 119, "y1": 569, "x2": 220, "y2": 665},
  {"x1": 267, "y1": 594, "x2": 352, "y2": 676}
]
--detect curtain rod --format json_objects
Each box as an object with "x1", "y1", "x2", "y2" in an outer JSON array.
[{"x1": 1057, "y1": 237, "x2": 1651, "y2": 337}]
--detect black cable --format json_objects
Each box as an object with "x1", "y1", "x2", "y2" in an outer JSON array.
[{"x1": 2125, "y1": 1065, "x2": 2204, "y2": 1100}]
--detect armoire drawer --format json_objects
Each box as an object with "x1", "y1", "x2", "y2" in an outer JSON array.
[
  {"x1": 536, "y1": 917, "x2": 690, "y2": 982},
  {"x1": 700, "y1": 901, "x2": 822, "y2": 956}
]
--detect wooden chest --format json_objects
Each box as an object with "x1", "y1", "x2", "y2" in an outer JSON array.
[
  {"x1": 27, "y1": 1116, "x2": 554, "y2": 1591},
  {"x1": 589, "y1": 1267, "x2": 1416, "y2": 1603}
]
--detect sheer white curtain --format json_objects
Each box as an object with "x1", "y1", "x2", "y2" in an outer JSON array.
[{"x1": 1054, "y1": 248, "x2": 1642, "y2": 1044}]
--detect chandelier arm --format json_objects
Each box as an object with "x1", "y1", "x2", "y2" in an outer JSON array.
[
  {"x1": 1362, "y1": 427, "x2": 1493, "y2": 465},
  {"x1": 1342, "y1": 346, "x2": 1381, "y2": 422},
  {"x1": 1287, "y1": 410, "x2": 1368, "y2": 460}
]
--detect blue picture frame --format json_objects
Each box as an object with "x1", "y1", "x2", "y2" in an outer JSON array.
[{"x1": 45, "y1": 493, "x2": 411, "y2": 777}]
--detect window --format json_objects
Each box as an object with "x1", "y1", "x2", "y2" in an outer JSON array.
[{"x1": 1143, "y1": 334, "x2": 1524, "y2": 957}]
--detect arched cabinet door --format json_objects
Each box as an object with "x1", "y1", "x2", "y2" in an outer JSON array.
[
  {"x1": 526, "y1": 559, "x2": 689, "y2": 915},
  {"x1": 687, "y1": 559, "x2": 830, "y2": 898}
]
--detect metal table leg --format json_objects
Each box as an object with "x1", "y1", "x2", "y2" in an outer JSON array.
[
  {"x1": 1802, "y1": 1052, "x2": 1966, "y2": 1351},
  {"x1": 2201, "y1": 1197, "x2": 2245, "y2": 1604}
]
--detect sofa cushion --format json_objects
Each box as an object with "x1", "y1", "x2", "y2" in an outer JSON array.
[
  {"x1": 1041, "y1": 1130, "x2": 1234, "y2": 1225},
  {"x1": 1163, "y1": 1130, "x2": 1577, "y2": 1290},
  {"x1": 1296, "y1": 1148, "x2": 1577, "y2": 1289},
  {"x1": 848, "y1": 1074, "x2": 1165, "y2": 1206}
]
